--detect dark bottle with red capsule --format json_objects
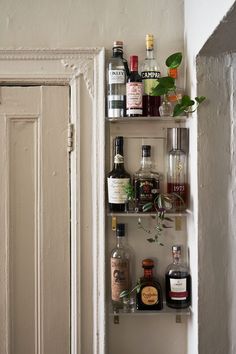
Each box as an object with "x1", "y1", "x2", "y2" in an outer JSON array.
[
  {"x1": 136, "y1": 259, "x2": 163, "y2": 311},
  {"x1": 126, "y1": 55, "x2": 143, "y2": 117}
]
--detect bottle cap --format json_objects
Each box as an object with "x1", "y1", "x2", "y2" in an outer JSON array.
[
  {"x1": 167, "y1": 128, "x2": 189, "y2": 152},
  {"x1": 141, "y1": 145, "x2": 151, "y2": 157},
  {"x1": 172, "y1": 245, "x2": 181, "y2": 252},
  {"x1": 116, "y1": 223, "x2": 125, "y2": 237},
  {"x1": 113, "y1": 41, "x2": 123, "y2": 49},
  {"x1": 142, "y1": 258, "x2": 154, "y2": 268},
  {"x1": 130, "y1": 55, "x2": 138, "y2": 72},
  {"x1": 145, "y1": 34, "x2": 154, "y2": 50}
]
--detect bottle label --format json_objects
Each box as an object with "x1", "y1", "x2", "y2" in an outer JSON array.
[
  {"x1": 109, "y1": 69, "x2": 125, "y2": 84},
  {"x1": 114, "y1": 154, "x2": 124, "y2": 164},
  {"x1": 107, "y1": 178, "x2": 130, "y2": 204},
  {"x1": 135, "y1": 178, "x2": 160, "y2": 210},
  {"x1": 126, "y1": 82, "x2": 143, "y2": 109},
  {"x1": 169, "y1": 278, "x2": 188, "y2": 300},
  {"x1": 111, "y1": 258, "x2": 129, "y2": 302},
  {"x1": 141, "y1": 286, "x2": 158, "y2": 305},
  {"x1": 141, "y1": 71, "x2": 161, "y2": 95}
]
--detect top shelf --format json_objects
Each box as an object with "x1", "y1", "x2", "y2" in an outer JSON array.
[{"x1": 106, "y1": 116, "x2": 187, "y2": 123}]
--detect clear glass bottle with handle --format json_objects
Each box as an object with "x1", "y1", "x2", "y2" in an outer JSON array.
[
  {"x1": 111, "y1": 223, "x2": 131, "y2": 309},
  {"x1": 141, "y1": 34, "x2": 161, "y2": 116},
  {"x1": 107, "y1": 41, "x2": 127, "y2": 118},
  {"x1": 165, "y1": 245, "x2": 191, "y2": 309}
]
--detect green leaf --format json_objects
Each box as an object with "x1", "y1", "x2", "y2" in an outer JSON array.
[
  {"x1": 142, "y1": 202, "x2": 153, "y2": 212},
  {"x1": 166, "y1": 52, "x2": 182, "y2": 68},
  {"x1": 151, "y1": 77, "x2": 175, "y2": 96},
  {"x1": 119, "y1": 290, "x2": 130, "y2": 298},
  {"x1": 195, "y1": 96, "x2": 206, "y2": 104},
  {"x1": 173, "y1": 103, "x2": 186, "y2": 117}
]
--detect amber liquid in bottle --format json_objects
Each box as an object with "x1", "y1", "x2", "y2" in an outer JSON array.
[{"x1": 136, "y1": 259, "x2": 163, "y2": 311}]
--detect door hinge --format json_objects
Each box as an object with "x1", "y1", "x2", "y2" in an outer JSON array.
[{"x1": 67, "y1": 123, "x2": 74, "y2": 152}]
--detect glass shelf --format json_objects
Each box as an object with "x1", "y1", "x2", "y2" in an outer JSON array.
[
  {"x1": 107, "y1": 211, "x2": 189, "y2": 218},
  {"x1": 110, "y1": 303, "x2": 191, "y2": 324},
  {"x1": 106, "y1": 116, "x2": 186, "y2": 123}
]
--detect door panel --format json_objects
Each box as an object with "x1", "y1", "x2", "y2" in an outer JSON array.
[{"x1": 0, "y1": 86, "x2": 70, "y2": 354}]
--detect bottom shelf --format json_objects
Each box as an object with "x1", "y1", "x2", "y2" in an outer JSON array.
[{"x1": 110, "y1": 303, "x2": 191, "y2": 324}]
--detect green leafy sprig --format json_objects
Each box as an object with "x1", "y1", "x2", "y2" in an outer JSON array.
[{"x1": 151, "y1": 52, "x2": 206, "y2": 117}]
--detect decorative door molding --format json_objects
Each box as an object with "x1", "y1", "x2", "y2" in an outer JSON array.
[{"x1": 0, "y1": 48, "x2": 105, "y2": 354}]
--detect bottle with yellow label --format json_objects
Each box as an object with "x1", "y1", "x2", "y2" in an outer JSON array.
[{"x1": 136, "y1": 259, "x2": 163, "y2": 310}]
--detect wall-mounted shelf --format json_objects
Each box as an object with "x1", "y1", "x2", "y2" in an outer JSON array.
[
  {"x1": 107, "y1": 211, "x2": 189, "y2": 217},
  {"x1": 110, "y1": 303, "x2": 191, "y2": 324},
  {"x1": 106, "y1": 116, "x2": 186, "y2": 123}
]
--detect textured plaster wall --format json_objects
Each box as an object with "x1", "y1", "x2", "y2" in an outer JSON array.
[{"x1": 185, "y1": 1, "x2": 236, "y2": 353}]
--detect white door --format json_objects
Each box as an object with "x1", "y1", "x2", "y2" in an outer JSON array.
[{"x1": 0, "y1": 86, "x2": 70, "y2": 354}]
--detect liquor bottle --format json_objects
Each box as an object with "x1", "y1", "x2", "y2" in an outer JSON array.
[
  {"x1": 107, "y1": 136, "x2": 131, "y2": 212},
  {"x1": 134, "y1": 145, "x2": 160, "y2": 212},
  {"x1": 165, "y1": 245, "x2": 191, "y2": 309},
  {"x1": 107, "y1": 41, "x2": 127, "y2": 118},
  {"x1": 166, "y1": 68, "x2": 184, "y2": 116},
  {"x1": 141, "y1": 34, "x2": 161, "y2": 116},
  {"x1": 136, "y1": 259, "x2": 163, "y2": 310},
  {"x1": 126, "y1": 55, "x2": 143, "y2": 117},
  {"x1": 167, "y1": 128, "x2": 188, "y2": 211},
  {"x1": 111, "y1": 223, "x2": 131, "y2": 309}
]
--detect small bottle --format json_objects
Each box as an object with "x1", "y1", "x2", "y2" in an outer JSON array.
[
  {"x1": 165, "y1": 245, "x2": 191, "y2": 309},
  {"x1": 141, "y1": 34, "x2": 161, "y2": 116},
  {"x1": 111, "y1": 223, "x2": 131, "y2": 309},
  {"x1": 136, "y1": 259, "x2": 163, "y2": 310},
  {"x1": 107, "y1": 136, "x2": 131, "y2": 212},
  {"x1": 134, "y1": 145, "x2": 160, "y2": 212},
  {"x1": 166, "y1": 68, "x2": 184, "y2": 116},
  {"x1": 167, "y1": 128, "x2": 188, "y2": 211},
  {"x1": 126, "y1": 55, "x2": 143, "y2": 117},
  {"x1": 107, "y1": 41, "x2": 127, "y2": 118}
]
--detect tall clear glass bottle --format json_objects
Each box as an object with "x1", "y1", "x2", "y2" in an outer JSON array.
[
  {"x1": 141, "y1": 34, "x2": 161, "y2": 116},
  {"x1": 107, "y1": 41, "x2": 127, "y2": 118},
  {"x1": 165, "y1": 245, "x2": 191, "y2": 309},
  {"x1": 111, "y1": 223, "x2": 131, "y2": 309},
  {"x1": 107, "y1": 136, "x2": 131, "y2": 212},
  {"x1": 167, "y1": 128, "x2": 188, "y2": 211},
  {"x1": 134, "y1": 145, "x2": 160, "y2": 212}
]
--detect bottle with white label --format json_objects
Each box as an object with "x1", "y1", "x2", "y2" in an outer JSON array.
[
  {"x1": 126, "y1": 55, "x2": 143, "y2": 117},
  {"x1": 110, "y1": 223, "x2": 131, "y2": 309},
  {"x1": 165, "y1": 245, "x2": 191, "y2": 309},
  {"x1": 107, "y1": 41, "x2": 127, "y2": 118},
  {"x1": 107, "y1": 136, "x2": 131, "y2": 212}
]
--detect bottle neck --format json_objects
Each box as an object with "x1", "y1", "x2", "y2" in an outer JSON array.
[
  {"x1": 143, "y1": 267, "x2": 153, "y2": 279},
  {"x1": 116, "y1": 236, "x2": 125, "y2": 248},
  {"x1": 113, "y1": 48, "x2": 123, "y2": 58},
  {"x1": 173, "y1": 252, "x2": 181, "y2": 264},
  {"x1": 113, "y1": 145, "x2": 124, "y2": 168},
  {"x1": 140, "y1": 156, "x2": 152, "y2": 169},
  {"x1": 146, "y1": 48, "x2": 155, "y2": 60}
]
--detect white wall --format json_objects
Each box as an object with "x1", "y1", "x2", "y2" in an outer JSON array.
[{"x1": 0, "y1": 0, "x2": 184, "y2": 71}]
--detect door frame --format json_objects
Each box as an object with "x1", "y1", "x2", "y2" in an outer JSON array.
[{"x1": 0, "y1": 48, "x2": 105, "y2": 354}]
